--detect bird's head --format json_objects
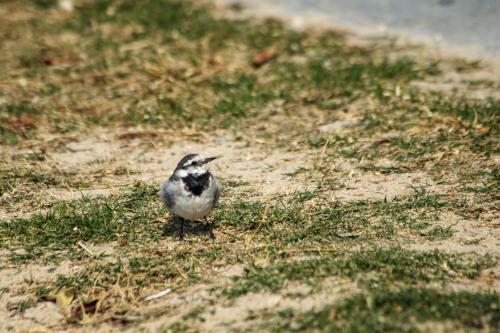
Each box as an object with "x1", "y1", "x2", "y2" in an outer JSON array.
[{"x1": 174, "y1": 154, "x2": 217, "y2": 177}]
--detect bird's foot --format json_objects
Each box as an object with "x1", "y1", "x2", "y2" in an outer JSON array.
[
  {"x1": 204, "y1": 218, "x2": 216, "y2": 241},
  {"x1": 209, "y1": 229, "x2": 216, "y2": 241},
  {"x1": 179, "y1": 219, "x2": 185, "y2": 241}
]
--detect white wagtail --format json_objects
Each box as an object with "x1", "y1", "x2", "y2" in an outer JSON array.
[{"x1": 160, "y1": 154, "x2": 221, "y2": 240}]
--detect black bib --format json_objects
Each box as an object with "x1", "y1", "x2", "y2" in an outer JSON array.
[{"x1": 182, "y1": 172, "x2": 210, "y2": 196}]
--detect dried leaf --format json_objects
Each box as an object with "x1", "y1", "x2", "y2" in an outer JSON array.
[
  {"x1": 251, "y1": 46, "x2": 277, "y2": 68},
  {"x1": 7, "y1": 115, "x2": 37, "y2": 132},
  {"x1": 55, "y1": 289, "x2": 75, "y2": 312},
  {"x1": 477, "y1": 126, "x2": 490, "y2": 133}
]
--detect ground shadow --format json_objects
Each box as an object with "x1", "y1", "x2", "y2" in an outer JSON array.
[{"x1": 162, "y1": 216, "x2": 214, "y2": 240}]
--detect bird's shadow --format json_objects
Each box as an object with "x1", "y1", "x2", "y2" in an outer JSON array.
[{"x1": 162, "y1": 216, "x2": 213, "y2": 240}]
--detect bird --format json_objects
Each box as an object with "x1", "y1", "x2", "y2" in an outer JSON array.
[{"x1": 160, "y1": 154, "x2": 221, "y2": 240}]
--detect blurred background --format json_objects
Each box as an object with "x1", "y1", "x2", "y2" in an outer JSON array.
[{"x1": 222, "y1": 0, "x2": 500, "y2": 59}]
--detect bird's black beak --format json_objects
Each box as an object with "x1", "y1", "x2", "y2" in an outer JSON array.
[{"x1": 203, "y1": 156, "x2": 217, "y2": 164}]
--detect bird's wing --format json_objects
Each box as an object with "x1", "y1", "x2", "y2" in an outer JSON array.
[
  {"x1": 160, "y1": 180, "x2": 175, "y2": 208},
  {"x1": 211, "y1": 175, "x2": 221, "y2": 208}
]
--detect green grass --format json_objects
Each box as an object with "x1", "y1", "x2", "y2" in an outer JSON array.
[
  {"x1": 225, "y1": 249, "x2": 495, "y2": 297},
  {"x1": 10, "y1": 300, "x2": 34, "y2": 313},
  {"x1": 25, "y1": 0, "x2": 58, "y2": 9},
  {"x1": 0, "y1": 0, "x2": 444, "y2": 139},
  {"x1": 1, "y1": 185, "x2": 455, "y2": 262},
  {"x1": 3, "y1": 184, "x2": 490, "y2": 315},
  {"x1": 52, "y1": 246, "x2": 233, "y2": 294},
  {"x1": 70, "y1": 0, "x2": 306, "y2": 51},
  {"x1": 429, "y1": 96, "x2": 499, "y2": 129},
  {"x1": 4, "y1": 0, "x2": 495, "y2": 150},
  {"x1": 274, "y1": 288, "x2": 500, "y2": 332},
  {"x1": 0, "y1": 183, "x2": 162, "y2": 256},
  {"x1": 305, "y1": 56, "x2": 420, "y2": 99},
  {"x1": 313, "y1": 95, "x2": 498, "y2": 159},
  {"x1": 304, "y1": 93, "x2": 499, "y2": 208},
  {"x1": 0, "y1": 165, "x2": 91, "y2": 198},
  {"x1": 213, "y1": 187, "x2": 450, "y2": 244}
]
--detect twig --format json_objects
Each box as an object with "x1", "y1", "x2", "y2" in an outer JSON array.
[
  {"x1": 255, "y1": 202, "x2": 270, "y2": 234},
  {"x1": 317, "y1": 138, "x2": 330, "y2": 169},
  {"x1": 218, "y1": 229, "x2": 244, "y2": 240},
  {"x1": 77, "y1": 241, "x2": 94, "y2": 257},
  {"x1": 144, "y1": 288, "x2": 172, "y2": 302}
]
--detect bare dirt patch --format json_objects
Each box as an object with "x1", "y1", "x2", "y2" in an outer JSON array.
[
  {"x1": 409, "y1": 211, "x2": 500, "y2": 256},
  {"x1": 200, "y1": 278, "x2": 357, "y2": 332}
]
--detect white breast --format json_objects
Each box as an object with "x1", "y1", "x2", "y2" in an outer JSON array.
[{"x1": 163, "y1": 176, "x2": 218, "y2": 221}]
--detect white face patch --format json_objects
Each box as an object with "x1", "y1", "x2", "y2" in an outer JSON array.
[
  {"x1": 182, "y1": 155, "x2": 204, "y2": 168},
  {"x1": 189, "y1": 165, "x2": 207, "y2": 176},
  {"x1": 176, "y1": 169, "x2": 188, "y2": 178},
  {"x1": 175, "y1": 165, "x2": 207, "y2": 178}
]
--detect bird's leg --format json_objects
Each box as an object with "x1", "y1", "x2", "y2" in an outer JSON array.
[
  {"x1": 204, "y1": 217, "x2": 216, "y2": 240},
  {"x1": 179, "y1": 218, "x2": 185, "y2": 241}
]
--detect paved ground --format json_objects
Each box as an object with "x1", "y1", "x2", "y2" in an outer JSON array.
[{"x1": 227, "y1": 0, "x2": 500, "y2": 58}]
